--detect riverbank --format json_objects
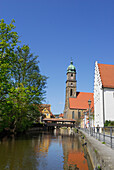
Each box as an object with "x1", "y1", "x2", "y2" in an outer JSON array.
[
  {"x1": 0, "y1": 123, "x2": 46, "y2": 139},
  {"x1": 79, "y1": 129, "x2": 114, "y2": 170}
]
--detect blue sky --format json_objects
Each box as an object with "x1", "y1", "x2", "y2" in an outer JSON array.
[{"x1": 1, "y1": 0, "x2": 114, "y2": 114}]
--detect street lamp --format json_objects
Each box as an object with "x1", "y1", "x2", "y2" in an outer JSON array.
[{"x1": 88, "y1": 99, "x2": 91, "y2": 130}]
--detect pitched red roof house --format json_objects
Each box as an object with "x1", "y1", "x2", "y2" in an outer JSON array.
[
  {"x1": 69, "y1": 92, "x2": 94, "y2": 110},
  {"x1": 59, "y1": 113, "x2": 64, "y2": 118},
  {"x1": 36, "y1": 104, "x2": 54, "y2": 117},
  {"x1": 98, "y1": 63, "x2": 114, "y2": 88}
]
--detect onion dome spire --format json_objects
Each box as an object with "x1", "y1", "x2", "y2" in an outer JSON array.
[{"x1": 67, "y1": 60, "x2": 76, "y2": 73}]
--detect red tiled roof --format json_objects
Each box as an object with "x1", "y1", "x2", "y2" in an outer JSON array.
[
  {"x1": 35, "y1": 104, "x2": 55, "y2": 116},
  {"x1": 36, "y1": 104, "x2": 51, "y2": 112},
  {"x1": 98, "y1": 63, "x2": 114, "y2": 88},
  {"x1": 69, "y1": 92, "x2": 94, "y2": 110},
  {"x1": 59, "y1": 113, "x2": 64, "y2": 117},
  {"x1": 40, "y1": 104, "x2": 51, "y2": 111}
]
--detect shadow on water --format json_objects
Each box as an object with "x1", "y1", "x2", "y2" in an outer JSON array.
[{"x1": 0, "y1": 129, "x2": 93, "y2": 170}]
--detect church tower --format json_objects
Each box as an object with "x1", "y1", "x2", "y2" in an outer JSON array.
[{"x1": 64, "y1": 60, "x2": 76, "y2": 118}]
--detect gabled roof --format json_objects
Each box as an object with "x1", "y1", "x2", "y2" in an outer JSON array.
[
  {"x1": 40, "y1": 104, "x2": 51, "y2": 110},
  {"x1": 69, "y1": 92, "x2": 94, "y2": 110},
  {"x1": 59, "y1": 113, "x2": 64, "y2": 117},
  {"x1": 98, "y1": 63, "x2": 114, "y2": 88},
  {"x1": 35, "y1": 104, "x2": 54, "y2": 116},
  {"x1": 38, "y1": 104, "x2": 51, "y2": 112}
]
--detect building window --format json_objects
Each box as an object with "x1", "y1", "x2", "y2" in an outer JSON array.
[
  {"x1": 78, "y1": 111, "x2": 80, "y2": 119},
  {"x1": 72, "y1": 111, "x2": 74, "y2": 119},
  {"x1": 71, "y1": 73, "x2": 73, "y2": 77},
  {"x1": 70, "y1": 89, "x2": 73, "y2": 96}
]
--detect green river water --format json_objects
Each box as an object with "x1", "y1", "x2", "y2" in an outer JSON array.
[{"x1": 0, "y1": 129, "x2": 93, "y2": 170}]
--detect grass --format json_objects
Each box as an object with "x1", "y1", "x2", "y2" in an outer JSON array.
[
  {"x1": 97, "y1": 165, "x2": 101, "y2": 170},
  {"x1": 74, "y1": 128, "x2": 78, "y2": 133},
  {"x1": 95, "y1": 149, "x2": 97, "y2": 153},
  {"x1": 102, "y1": 142, "x2": 105, "y2": 144}
]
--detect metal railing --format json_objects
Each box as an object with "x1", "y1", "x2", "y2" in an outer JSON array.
[{"x1": 81, "y1": 127, "x2": 114, "y2": 149}]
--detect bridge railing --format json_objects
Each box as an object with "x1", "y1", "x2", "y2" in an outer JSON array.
[{"x1": 81, "y1": 127, "x2": 114, "y2": 149}]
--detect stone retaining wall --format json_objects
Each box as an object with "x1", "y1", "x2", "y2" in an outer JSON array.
[{"x1": 79, "y1": 129, "x2": 114, "y2": 170}]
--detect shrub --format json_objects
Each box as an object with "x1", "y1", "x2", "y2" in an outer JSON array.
[{"x1": 104, "y1": 120, "x2": 114, "y2": 127}]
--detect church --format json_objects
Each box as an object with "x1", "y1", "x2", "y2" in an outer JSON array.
[{"x1": 64, "y1": 60, "x2": 94, "y2": 124}]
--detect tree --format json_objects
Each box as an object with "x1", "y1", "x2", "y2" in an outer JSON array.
[
  {"x1": 0, "y1": 19, "x2": 18, "y2": 99},
  {"x1": 9, "y1": 45, "x2": 47, "y2": 132},
  {"x1": 0, "y1": 19, "x2": 19, "y2": 132},
  {"x1": 0, "y1": 19, "x2": 47, "y2": 133}
]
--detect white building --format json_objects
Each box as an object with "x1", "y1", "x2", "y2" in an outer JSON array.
[{"x1": 94, "y1": 61, "x2": 114, "y2": 127}]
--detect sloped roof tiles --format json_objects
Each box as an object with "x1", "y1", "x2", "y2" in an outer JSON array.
[
  {"x1": 69, "y1": 92, "x2": 94, "y2": 110},
  {"x1": 98, "y1": 63, "x2": 114, "y2": 88}
]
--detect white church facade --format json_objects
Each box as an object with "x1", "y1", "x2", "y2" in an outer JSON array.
[{"x1": 94, "y1": 61, "x2": 114, "y2": 127}]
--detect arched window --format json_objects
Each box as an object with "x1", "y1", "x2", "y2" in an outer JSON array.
[
  {"x1": 70, "y1": 89, "x2": 72, "y2": 96},
  {"x1": 71, "y1": 73, "x2": 73, "y2": 79},
  {"x1": 72, "y1": 111, "x2": 74, "y2": 119}
]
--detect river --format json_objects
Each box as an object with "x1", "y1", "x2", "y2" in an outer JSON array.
[{"x1": 0, "y1": 129, "x2": 93, "y2": 170}]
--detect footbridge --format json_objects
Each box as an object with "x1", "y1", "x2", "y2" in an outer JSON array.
[{"x1": 43, "y1": 118, "x2": 76, "y2": 128}]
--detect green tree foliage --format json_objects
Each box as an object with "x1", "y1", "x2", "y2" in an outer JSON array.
[
  {"x1": 0, "y1": 19, "x2": 19, "y2": 132},
  {"x1": 0, "y1": 19, "x2": 18, "y2": 105},
  {"x1": 104, "y1": 120, "x2": 114, "y2": 127},
  {"x1": 0, "y1": 19, "x2": 47, "y2": 133}
]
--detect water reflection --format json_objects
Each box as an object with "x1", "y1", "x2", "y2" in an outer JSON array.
[
  {"x1": 59, "y1": 129, "x2": 89, "y2": 170},
  {"x1": 0, "y1": 129, "x2": 92, "y2": 170},
  {"x1": 0, "y1": 136, "x2": 39, "y2": 170}
]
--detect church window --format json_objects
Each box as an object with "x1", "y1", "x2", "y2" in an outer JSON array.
[
  {"x1": 71, "y1": 73, "x2": 73, "y2": 77},
  {"x1": 70, "y1": 89, "x2": 73, "y2": 96},
  {"x1": 72, "y1": 111, "x2": 74, "y2": 119}
]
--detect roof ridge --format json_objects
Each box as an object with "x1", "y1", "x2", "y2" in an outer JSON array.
[
  {"x1": 98, "y1": 63, "x2": 114, "y2": 67},
  {"x1": 97, "y1": 63, "x2": 103, "y2": 86}
]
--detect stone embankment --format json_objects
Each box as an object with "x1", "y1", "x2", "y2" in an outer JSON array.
[{"x1": 79, "y1": 129, "x2": 114, "y2": 170}]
